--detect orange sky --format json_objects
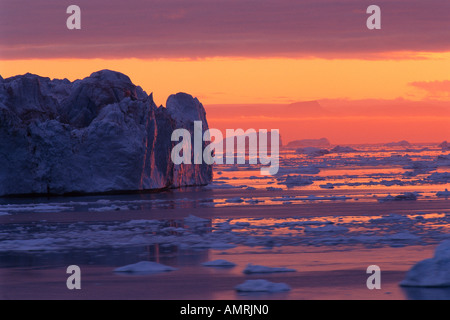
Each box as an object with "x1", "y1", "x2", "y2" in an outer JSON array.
[
  {"x1": 1, "y1": 54, "x2": 450, "y2": 144},
  {"x1": 1, "y1": 53, "x2": 450, "y2": 105}
]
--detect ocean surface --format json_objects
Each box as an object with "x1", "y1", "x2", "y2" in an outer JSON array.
[{"x1": 1, "y1": 144, "x2": 449, "y2": 300}]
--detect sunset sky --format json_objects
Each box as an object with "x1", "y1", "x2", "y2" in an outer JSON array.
[{"x1": 1, "y1": 0, "x2": 449, "y2": 143}]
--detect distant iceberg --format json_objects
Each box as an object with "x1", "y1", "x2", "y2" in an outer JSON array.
[
  {"x1": 384, "y1": 140, "x2": 411, "y2": 147},
  {"x1": 439, "y1": 141, "x2": 450, "y2": 151},
  {"x1": 0, "y1": 70, "x2": 212, "y2": 196},
  {"x1": 285, "y1": 138, "x2": 330, "y2": 149}
]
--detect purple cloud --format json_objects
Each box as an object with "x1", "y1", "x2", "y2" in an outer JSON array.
[{"x1": 0, "y1": 0, "x2": 449, "y2": 60}]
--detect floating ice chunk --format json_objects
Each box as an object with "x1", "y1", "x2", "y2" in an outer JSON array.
[
  {"x1": 280, "y1": 175, "x2": 314, "y2": 187},
  {"x1": 436, "y1": 189, "x2": 450, "y2": 198},
  {"x1": 88, "y1": 205, "x2": 129, "y2": 212},
  {"x1": 319, "y1": 183, "x2": 335, "y2": 189},
  {"x1": 428, "y1": 172, "x2": 450, "y2": 183},
  {"x1": 184, "y1": 215, "x2": 209, "y2": 224},
  {"x1": 401, "y1": 240, "x2": 450, "y2": 287},
  {"x1": 235, "y1": 279, "x2": 291, "y2": 293},
  {"x1": 0, "y1": 212, "x2": 10, "y2": 216},
  {"x1": 225, "y1": 197, "x2": 245, "y2": 203},
  {"x1": 243, "y1": 264, "x2": 296, "y2": 274},
  {"x1": 377, "y1": 192, "x2": 418, "y2": 202},
  {"x1": 124, "y1": 219, "x2": 160, "y2": 226},
  {"x1": 202, "y1": 259, "x2": 236, "y2": 267},
  {"x1": 114, "y1": 261, "x2": 177, "y2": 274},
  {"x1": 234, "y1": 222, "x2": 251, "y2": 227},
  {"x1": 266, "y1": 187, "x2": 283, "y2": 191}
]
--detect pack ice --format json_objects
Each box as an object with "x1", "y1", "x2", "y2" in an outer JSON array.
[{"x1": 0, "y1": 70, "x2": 212, "y2": 196}]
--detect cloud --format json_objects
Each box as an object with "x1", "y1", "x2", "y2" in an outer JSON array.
[
  {"x1": 410, "y1": 80, "x2": 450, "y2": 94},
  {"x1": 1, "y1": 0, "x2": 450, "y2": 60}
]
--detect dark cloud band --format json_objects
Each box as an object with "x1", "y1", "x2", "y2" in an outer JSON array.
[{"x1": 1, "y1": 0, "x2": 449, "y2": 60}]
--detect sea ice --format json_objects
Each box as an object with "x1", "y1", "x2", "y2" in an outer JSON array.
[
  {"x1": 114, "y1": 261, "x2": 177, "y2": 274},
  {"x1": 436, "y1": 189, "x2": 450, "y2": 198},
  {"x1": 279, "y1": 175, "x2": 314, "y2": 187},
  {"x1": 331, "y1": 145, "x2": 357, "y2": 153},
  {"x1": 243, "y1": 264, "x2": 296, "y2": 274},
  {"x1": 202, "y1": 259, "x2": 236, "y2": 267},
  {"x1": 235, "y1": 279, "x2": 291, "y2": 293},
  {"x1": 377, "y1": 192, "x2": 418, "y2": 202}
]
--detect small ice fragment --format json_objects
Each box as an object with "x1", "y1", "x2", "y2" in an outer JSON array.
[
  {"x1": 202, "y1": 259, "x2": 236, "y2": 267},
  {"x1": 235, "y1": 279, "x2": 291, "y2": 293},
  {"x1": 243, "y1": 264, "x2": 296, "y2": 274},
  {"x1": 114, "y1": 261, "x2": 177, "y2": 274},
  {"x1": 184, "y1": 215, "x2": 209, "y2": 223},
  {"x1": 225, "y1": 197, "x2": 244, "y2": 203}
]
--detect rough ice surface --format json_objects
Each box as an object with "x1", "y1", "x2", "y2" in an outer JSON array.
[
  {"x1": 243, "y1": 264, "x2": 296, "y2": 274},
  {"x1": 202, "y1": 259, "x2": 236, "y2": 267},
  {"x1": 401, "y1": 240, "x2": 450, "y2": 287},
  {"x1": 114, "y1": 261, "x2": 177, "y2": 274},
  {"x1": 0, "y1": 70, "x2": 212, "y2": 196},
  {"x1": 235, "y1": 279, "x2": 291, "y2": 293}
]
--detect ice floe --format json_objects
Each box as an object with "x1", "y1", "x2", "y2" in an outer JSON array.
[
  {"x1": 202, "y1": 259, "x2": 236, "y2": 267},
  {"x1": 235, "y1": 279, "x2": 291, "y2": 293},
  {"x1": 436, "y1": 189, "x2": 450, "y2": 198},
  {"x1": 114, "y1": 261, "x2": 177, "y2": 274},
  {"x1": 243, "y1": 264, "x2": 296, "y2": 274}
]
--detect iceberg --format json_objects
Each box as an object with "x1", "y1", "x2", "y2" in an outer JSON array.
[
  {"x1": 436, "y1": 189, "x2": 450, "y2": 198},
  {"x1": 400, "y1": 240, "x2": 450, "y2": 287},
  {"x1": 0, "y1": 70, "x2": 212, "y2": 196}
]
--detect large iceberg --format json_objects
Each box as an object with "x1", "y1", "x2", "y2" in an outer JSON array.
[{"x1": 0, "y1": 70, "x2": 212, "y2": 196}]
